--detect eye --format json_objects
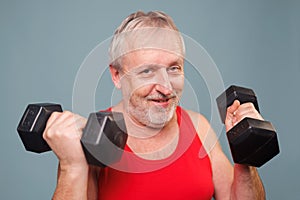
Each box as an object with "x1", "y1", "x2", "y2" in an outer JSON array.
[
  {"x1": 141, "y1": 68, "x2": 153, "y2": 74},
  {"x1": 137, "y1": 67, "x2": 155, "y2": 78},
  {"x1": 167, "y1": 65, "x2": 182, "y2": 74}
]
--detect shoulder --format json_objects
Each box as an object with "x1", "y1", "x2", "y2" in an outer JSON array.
[
  {"x1": 184, "y1": 109, "x2": 234, "y2": 198},
  {"x1": 184, "y1": 109, "x2": 210, "y2": 130},
  {"x1": 184, "y1": 109, "x2": 218, "y2": 157}
]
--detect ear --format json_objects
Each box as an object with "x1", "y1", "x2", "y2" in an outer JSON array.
[{"x1": 109, "y1": 65, "x2": 121, "y2": 89}]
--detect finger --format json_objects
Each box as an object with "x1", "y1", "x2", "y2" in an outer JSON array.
[
  {"x1": 233, "y1": 103, "x2": 253, "y2": 116},
  {"x1": 44, "y1": 111, "x2": 75, "y2": 138},
  {"x1": 50, "y1": 111, "x2": 84, "y2": 129},
  {"x1": 224, "y1": 100, "x2": 241, "y2": 131},
  {"x1": 52, "y1": 111, "x2": 75, "y2": 125},
  {"x1": 234, "y1": 102, "x2": 263, "y2": 121},
  {"x1": 45, "y1": 111, "x2": 62, "y2": 128},
  {"x1": 61, "y1": 123, "x2": 84, "y2": 139},
  {"x1": 69, "y1": 115, "x2": 88, "y2": 133},
  {"x1": 236, "y1": 109, "x2": 263, "y2": 121},
  {"x1": 76, "y1": 116, "x2": 87, "y2": 130},
  {"x1": 46, "y1": 111, "x2": 77, "y2": 128},
  {"x1": 227, "y1": 100, "x2": 240, "y2": 115},
  {"x1": 225, "y1": 100, "x2": 240, "y2": 122},
  {"x1": 59, "y1": 112, "x2": 82, "y2": 128},
  {"x1": 224, "y1": 114, "x2": 233, "y2": 130}
]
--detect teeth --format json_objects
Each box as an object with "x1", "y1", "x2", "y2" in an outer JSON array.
[{"x1": 154, "y1": 99, "x2": 167, "y2": 102}]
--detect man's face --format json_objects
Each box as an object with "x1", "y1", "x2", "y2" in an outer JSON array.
[{"x1": 119, "y1": 49, "x2": 184, "y2": 129}]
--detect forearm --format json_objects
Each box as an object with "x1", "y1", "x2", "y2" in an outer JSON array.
[
  {"x1": 52, "y1": 163, "x2": 89, "y2": 200},
  {"x1": 231, "y1": 164, "x2": 265, "y2": 200}
]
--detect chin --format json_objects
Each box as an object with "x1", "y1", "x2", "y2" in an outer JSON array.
[
  {"x1": 127, "y1": 97, "x2": 178, "y2": 129},
  {"x1": 146, "y1": 105, "x2": 176, "y2": 128}
]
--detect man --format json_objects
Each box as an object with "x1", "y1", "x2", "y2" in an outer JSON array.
[{"x1": 43, "y1": 11, "x2": 266, "y2": 199}]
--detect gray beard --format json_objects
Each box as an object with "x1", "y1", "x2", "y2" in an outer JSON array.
[{"x1": 128, "y1": 99, "x2": 177, "y2": 129}]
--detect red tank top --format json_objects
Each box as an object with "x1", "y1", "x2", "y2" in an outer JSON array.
[{"x1": 98, "y1": 106, "x2": 214, "y2": 200}]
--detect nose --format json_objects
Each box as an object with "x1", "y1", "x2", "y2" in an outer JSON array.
[{"x1": 154, "y1": 68, "x2": 173, "y2": 95}]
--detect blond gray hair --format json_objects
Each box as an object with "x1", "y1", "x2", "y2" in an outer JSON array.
[{"x1": 109, "y1": 11, "x2": 185, "y2": 70}]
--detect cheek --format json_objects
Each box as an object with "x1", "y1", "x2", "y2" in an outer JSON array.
[
  {"x1": 171, "y1": 76, "x2": 184, "y2": 94},
  {"x1": 131, "y1": 84, "x2": 155, "y2": 99},
  {"x1": 122, "y1": 78, "x2": 154, "y2": 100}
]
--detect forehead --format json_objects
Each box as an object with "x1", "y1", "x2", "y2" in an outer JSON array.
[
  {"x1": 122, "y1": 49, "x2": 184, "y2": 69},
  {"x1": 112, "y1": 27, "x2": 185, "y2": 67}
]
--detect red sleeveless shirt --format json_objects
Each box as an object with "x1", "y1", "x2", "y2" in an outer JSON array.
[{"x1": 98, "y1": 106, "x2": 214, "y2": 200}]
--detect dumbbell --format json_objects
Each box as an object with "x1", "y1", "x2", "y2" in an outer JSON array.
[
  {"x1": 17, "y1": 103, "x2": 128, "y2": 167},
  {"x1": 216, "y1": 85, "x2": 280, "y2": 167}
]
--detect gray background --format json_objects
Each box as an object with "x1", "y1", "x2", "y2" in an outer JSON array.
[{"x1": 1, "y1": 0, "x2": 299, "y2": 199}]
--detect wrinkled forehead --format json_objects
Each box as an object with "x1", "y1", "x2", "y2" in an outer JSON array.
[
  {"x1": 120, "y1": 49, "x2": 184, "y2": 71},
  {"x1": 112, "y1": 27, "x2": 185, "y2": 63}
]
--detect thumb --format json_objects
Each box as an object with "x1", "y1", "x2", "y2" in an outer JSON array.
[
  {"x1": 227, "y1": 100, "x2": 240, "y2": 115},
  {"x1": 225, "y1": 100, "x2": 240, "y2": 131}
]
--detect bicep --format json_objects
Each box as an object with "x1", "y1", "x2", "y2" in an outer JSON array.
[
  {"x1": 186, "y1": 110, "x2": 234, "y2": 199},
  {"x1": 201, "y1": 119, "x2": 234, "y2": 199},
  {"x1": 210, "y1": 142, "x2": 233, "y2": 199}
]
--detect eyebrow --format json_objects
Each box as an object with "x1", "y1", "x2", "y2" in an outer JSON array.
[
  {"x1": 137, "y1": 58, "x2": 184, "y2": 69},
  {"x1": 169, "y1": 57, "x2": 184, "y2": 67},
  {"x1": 132, "y1": 65, "x2": 159, "y2": 75}
]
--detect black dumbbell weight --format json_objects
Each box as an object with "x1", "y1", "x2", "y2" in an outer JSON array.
[
  {"x1": 17, "y1": 103, "x2": 62, "y2": 153},
  {"x1": 81, "y1": 111, "x2": 128, "y2": 167},
  {"x1": 216, "y1": 85, "x2": 280, "y2": 167},
  {"x1": 17, "y1": 103, "x2": 128, "y2": 167}
]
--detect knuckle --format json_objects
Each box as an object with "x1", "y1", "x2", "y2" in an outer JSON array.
[
  {"x1": 62, "y1": 111, "x2": 76, "y2": 119},
  {"x1": 63, "y1": 110, "x2": 73, "y2": 116},
  {"x1": 43, "y1": 124, "x2": 62, "y2": 140},
  {"x1": 42, "y1": 128, "x2": 52, "y2": 141},
  {"x1": 42, "y1": 131, "x2": 48, "y2": 141},
  {"x1": 248, "y1": 102, "x2": 256, "y2": 109},
  {"x1": 47, "y1": 112, "x2": 59, "y2": 122},
  {"x1": 245, "y1": 102, "x2": 255, "y2": 109},
  {"x1": 43, "y1": 125, "x2": 54, "y2": 141},
  {"x1": 51, "y1": 111, "x2": 61, "y2": 118}
]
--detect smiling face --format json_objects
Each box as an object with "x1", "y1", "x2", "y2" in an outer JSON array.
[{"x1": 115, "y1": 49, "x2": 184, "y2": 129}]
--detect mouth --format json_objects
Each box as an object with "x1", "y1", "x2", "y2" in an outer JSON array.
[
  {"x1": 150, "y1": 98, "x2": 169, "y2": 103},
  {"x1": 147, "y1": 96, "x2": 175, "y2": 107}
]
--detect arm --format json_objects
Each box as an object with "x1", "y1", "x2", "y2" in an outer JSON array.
[
  {"x1": 187, "y1": 101, "x2": 265, "y2": 200},
  {"x1": 209, "y1": 140, "x2": 265, "y2": 200},
  {"x1": 53, "y1": 162, "x2": 89, "y2": 200},
  {"x1": 43, "y1": 111, "x2": 99, "y2": 200},
  {"x1": 53, "y1": 164, "x2": 99, "y2": 200},
  {"x1": 230, "y1": 164, "x2": 265, "y2": 200},
  {"x1": 224, "y1": 100, "x2": 265, "y2": 199}
]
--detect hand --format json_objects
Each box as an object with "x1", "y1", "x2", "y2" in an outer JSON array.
[
  {"x1": 43, "y1": 111, "x2": 88, "y2": 170},
  {"x1": 225, "y1": 100, "x2": 263, "y2": 132}
]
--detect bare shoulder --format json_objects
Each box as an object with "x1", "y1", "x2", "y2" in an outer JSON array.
[
  {"x1": 185, "y1": 109, "x2": 219, "y2": 156},
  {"x1": 185, "y1": 109, "x2": 209, "y2": 127},
  {"x1": 184, "y1": 108, "x2": 230, "y2": 162},
  {"x1": 185, "y1": 109, "x2": 233, "y2": 198},
  {"x1": 184, "y1": 109, "x2": 210, "y2": 138}
]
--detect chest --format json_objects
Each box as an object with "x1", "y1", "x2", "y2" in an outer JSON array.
[
  {"x1": 126, "y1": 121, "x2": 180, "y2": 160},
  {"x1": 98, "y1": 135, "x2": 214, "y2": 200},
  {"x1": 126, "y1": 131, "x2": 179, "y2": 160}
]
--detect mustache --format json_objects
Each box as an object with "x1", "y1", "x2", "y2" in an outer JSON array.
[{"x1": 146, "y1": 93, "x2": 177, "y2": 100}]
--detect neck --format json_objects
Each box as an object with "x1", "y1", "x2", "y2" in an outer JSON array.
[{"x1": 112, "y1": 101, "x2": 180, "y2": 160}]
